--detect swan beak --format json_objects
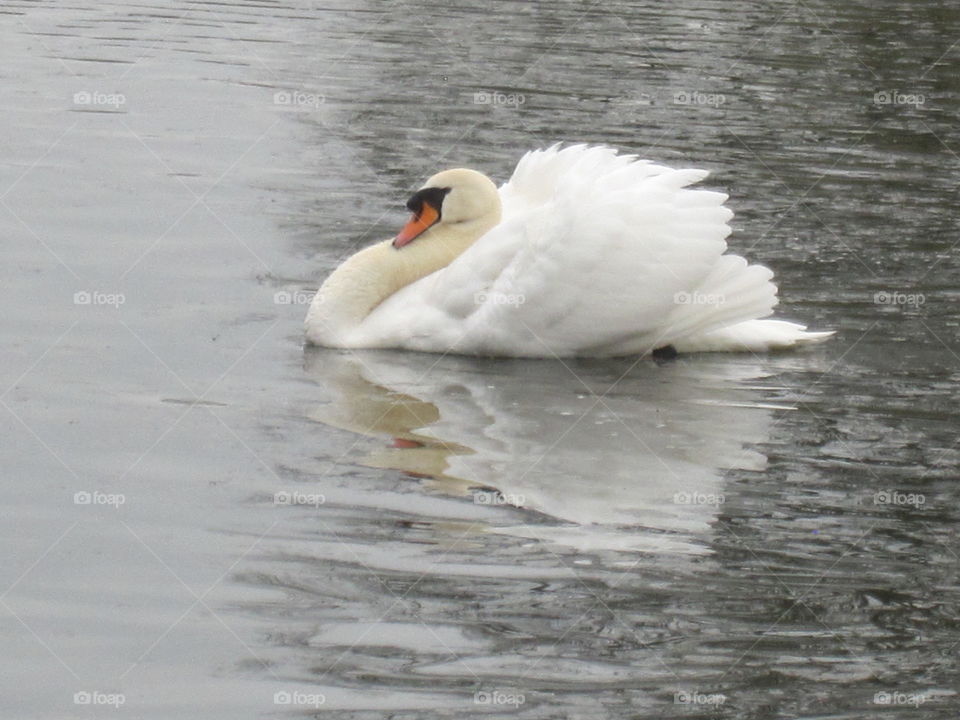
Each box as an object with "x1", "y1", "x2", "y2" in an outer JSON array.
[{"x1": 393, "y1": 201, "x2": 440, "y2": 249}]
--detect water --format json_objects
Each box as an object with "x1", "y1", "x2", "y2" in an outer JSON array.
[{"x1": 2, "y1": 1, "x2": 959, "y2": 717}]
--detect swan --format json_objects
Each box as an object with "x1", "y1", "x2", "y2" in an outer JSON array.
[{"x1": 305, "y1": 144, "x2": 832, "y2": 356}]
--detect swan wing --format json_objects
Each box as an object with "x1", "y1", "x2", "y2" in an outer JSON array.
[{"x1": 354, "y1": 145, "x2": 779, "y2": 356}]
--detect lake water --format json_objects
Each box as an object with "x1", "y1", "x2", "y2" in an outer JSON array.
[{"x1": 2, "y1": 1, "x2": 959, "y2": 718}]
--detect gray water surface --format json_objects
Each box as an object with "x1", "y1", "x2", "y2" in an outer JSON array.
[{"x1": 2, "y1": 1, "x2": 959, "y2": 718}]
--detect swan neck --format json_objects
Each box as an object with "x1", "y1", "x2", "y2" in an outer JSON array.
[{"x1": 307, "y1": 217, "x2": 495, "y2": 344}]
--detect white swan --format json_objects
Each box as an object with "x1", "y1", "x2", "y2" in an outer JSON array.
[{"x1": 305, "y1": 144, "x2": 832, "y2": 356}]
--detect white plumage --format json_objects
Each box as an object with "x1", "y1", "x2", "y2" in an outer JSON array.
[{"x1": 306, "y1": 144, "x2": 831, "y2": 356}]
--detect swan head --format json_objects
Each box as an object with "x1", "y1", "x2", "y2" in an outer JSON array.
[{"x1": 393, "y1": 168, "x2": 501, "y2": 249}]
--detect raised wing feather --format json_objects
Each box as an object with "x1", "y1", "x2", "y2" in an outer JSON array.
[{"x1": 357, "y1": 145, "x2": 777, "y2": 356}]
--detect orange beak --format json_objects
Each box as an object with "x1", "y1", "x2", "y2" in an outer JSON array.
[{"x1": 393, "y1": 200, "x2": 440, "y2": 249}]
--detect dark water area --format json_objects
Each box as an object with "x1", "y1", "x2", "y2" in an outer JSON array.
[{"x1": 2, "y1": 1, "x2": 958, "y2": 718}]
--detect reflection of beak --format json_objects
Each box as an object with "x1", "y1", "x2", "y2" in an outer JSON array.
[{"x1": 393, "y1": 201, "x2": 440, "y2": 249}]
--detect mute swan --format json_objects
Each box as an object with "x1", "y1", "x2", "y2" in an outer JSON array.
[{"x1": 305, "y1": 144, "x2": 832, "y2": 356}]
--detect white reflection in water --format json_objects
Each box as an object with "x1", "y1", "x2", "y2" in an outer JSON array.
[{"x1": 305, "y1": 348, "x2": 790, "y2": 554}]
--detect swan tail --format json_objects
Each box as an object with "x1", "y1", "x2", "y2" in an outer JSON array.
[
  {"x1": 656, "y1": 254, "x2": 779, "y2": 342},
  {"x1": 672, "y1": 319, "x2": 834, "y2": 353},
  {"x1": 654, "y1": 254, "x2": 833, "y2": 353},
  {"x1": 577, "y1": 255, "x2": 830, "y2": 356}
]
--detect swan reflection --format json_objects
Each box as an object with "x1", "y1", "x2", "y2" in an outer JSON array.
[{"x1": 304, "y1": 349, "x2": 784, "y2": 554}]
